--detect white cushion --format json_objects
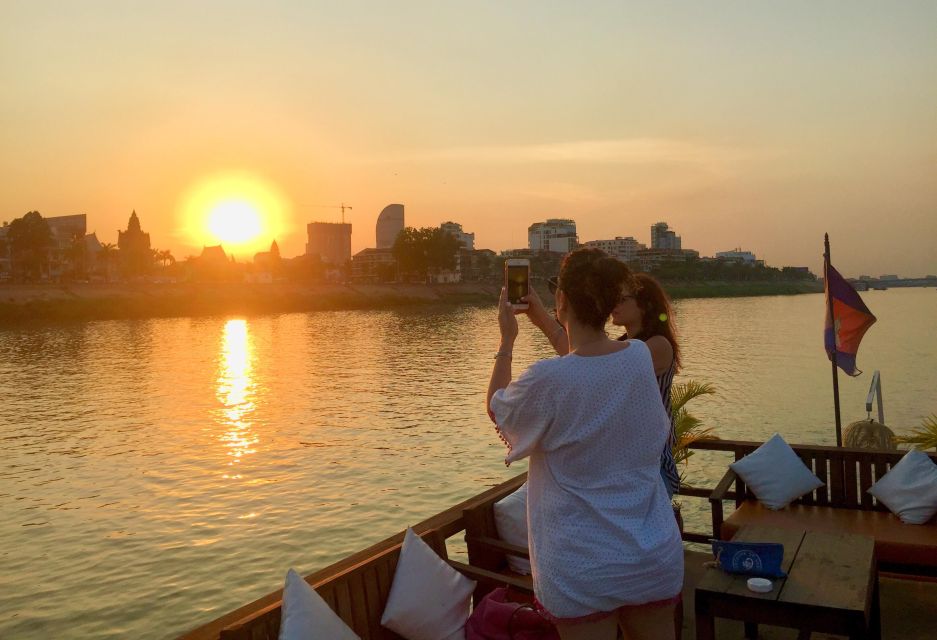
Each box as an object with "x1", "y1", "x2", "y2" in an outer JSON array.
[
  {"x1": 279, "y1": 568, "x2": 360, "y2": 640},
  {"x1": 730, "y1": 433, "x2": 824, "y2": 510},
  {"x1": 493, "y1": 482, "x2": 531, "y2": 574},
  {"x1": 868, "y1": 449, "x2": 937, "y2": 524},
  {"x1": 380, "y1": 528, "x2": 476, "y2": 640}
]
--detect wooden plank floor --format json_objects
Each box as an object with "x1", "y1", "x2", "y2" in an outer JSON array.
[{"x1": 681, "y1": 550, "x2": 935, "y2": 639}]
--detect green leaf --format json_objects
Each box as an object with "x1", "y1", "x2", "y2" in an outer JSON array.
[{"x1": 895, "y1": 414, "x2": 937, "y2": 451}]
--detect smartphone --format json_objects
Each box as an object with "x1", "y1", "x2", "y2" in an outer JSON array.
[{"x1": 505, "y1": 259, "x2": 530, "y2": 309}]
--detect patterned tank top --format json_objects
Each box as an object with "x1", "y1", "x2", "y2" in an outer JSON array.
[{"x1": 619, "y1": 333, "x2": 681, "y2": 497}]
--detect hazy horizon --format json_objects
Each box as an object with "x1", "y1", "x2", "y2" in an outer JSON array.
[{"x1": 2, "y1": 1, "x2": 935, "y2": 278}]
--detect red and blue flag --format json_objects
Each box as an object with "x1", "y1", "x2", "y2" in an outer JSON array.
[{"x1": 824, "y1": 262, "x2": 876, "y2": 376}]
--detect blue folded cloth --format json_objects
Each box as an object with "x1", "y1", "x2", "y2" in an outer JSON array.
[{"x1": 710, "y1": 540, "x2": 787, "y2": 579}]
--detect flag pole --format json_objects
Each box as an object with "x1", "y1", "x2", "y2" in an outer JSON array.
[{"x1": 825, "y1": 233, "x2": 843, "y2": 447}]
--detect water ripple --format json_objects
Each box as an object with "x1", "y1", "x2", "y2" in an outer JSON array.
[{"x1": 0, "y1": 290, "x2": 935, "y2": 639}]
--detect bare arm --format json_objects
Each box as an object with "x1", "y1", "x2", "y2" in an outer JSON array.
[
  {"x1": 644, "y1": 335, "x2": 675, "y2": 376},
  {"x1": 519, "y1": 287, "x2": 569, "y2": 356},
  {"x1": 487, "y1": 288, "x2": 517, "y2": 419}
]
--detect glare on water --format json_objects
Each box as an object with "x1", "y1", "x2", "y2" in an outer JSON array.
[{"x1": 0, "y1": 288, "x2": 934, "y2": 639}]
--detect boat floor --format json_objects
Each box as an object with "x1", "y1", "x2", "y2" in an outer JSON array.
[{"x1": 680, "y1": 550, "x2": 935, "y2": 639}]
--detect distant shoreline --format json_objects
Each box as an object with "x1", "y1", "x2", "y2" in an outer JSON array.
[{"x1": 0, "y1": 280, "x2": 824, "y2": 325}]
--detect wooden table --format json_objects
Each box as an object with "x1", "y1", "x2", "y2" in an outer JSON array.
[{"x1": 695, "y1": 525, "x2": 880, "y2": 639}]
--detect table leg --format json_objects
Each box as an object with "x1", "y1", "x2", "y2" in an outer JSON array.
[
  {"x1": 869, "y1": 574, "x2": 882, "y2": 640},
  {"x1": 744, "y1": 621, "x2": 758, "y2": 638},
  {"x1": 694, "y1": 594, "x2": 715, "y2": 640}
]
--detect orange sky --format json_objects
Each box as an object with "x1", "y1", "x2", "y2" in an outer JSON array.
[{"x1": 1, "y1": 2, "x2": 935, "y2": 276}]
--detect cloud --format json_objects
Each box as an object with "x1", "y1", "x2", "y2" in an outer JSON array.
[{"x1": 360, "y1": 138, "x2": 754, "y2": 168}]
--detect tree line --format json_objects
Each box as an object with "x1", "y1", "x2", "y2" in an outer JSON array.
[
  {"x1": 647, "y1": 257, "x2": 815, "y2": 282},
  {"x1": 0, "y1": 211, "x2": 173, "y2": 283}
]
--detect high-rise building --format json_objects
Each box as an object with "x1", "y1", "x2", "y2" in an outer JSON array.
[
  {"x1": 306, "y1": 222, "x2": 352, "y2": 265},
  {"x1": 376, "y1": 204, "x2": 405, "y2": 249},
  {"x1": 440, "y1": 221, "x2": 475, "y2": 250},
  {"x1": 650, "y1": 222, "x2": 681, "y2": 251},
  {"x1": 583, "y1": 236, "x2": 646, "y2": 262},
  {"x1": 528, "y1": 219, "x2": 577, "y2": 253}
]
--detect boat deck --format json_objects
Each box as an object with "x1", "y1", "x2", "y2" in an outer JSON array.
[{"x1": 680, "y1": 549, "x2": 935, "y2": 639}]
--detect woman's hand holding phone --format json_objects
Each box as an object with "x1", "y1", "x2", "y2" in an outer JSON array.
[
  {"x1": 519, "y1": 286, "x2": 551, "y2": 323},
  {"x1": 498, "y1": 287, "x2": 519, "y2": 344}
]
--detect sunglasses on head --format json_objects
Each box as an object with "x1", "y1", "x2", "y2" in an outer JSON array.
[{"x1": 547, "y1": 276, "x2": 559, "y2": 295}]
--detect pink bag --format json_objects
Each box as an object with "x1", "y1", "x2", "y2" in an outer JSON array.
[{"x1": 464, "y1": 587, "x2": 559, "y2": 640}]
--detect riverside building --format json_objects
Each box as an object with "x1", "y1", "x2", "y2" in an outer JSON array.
[
  {"x1": 716, "y1": 249, "x2": 759, "y2": 266},
  {"x1": 651, "y1": 222, "x2": 681, "y2": 251},
  {"x1": 306, "y1": 222, "x2": 352, "y2": 265},
  {"x1": 528, "y1": 219, "x2": 578, "y2": 253},
  {"x1": 376, "y1": 204, "x2": 405, "y2": 249},
  {"x1": 440, "y1": 221, "x2": 475, "y2": 250},
  {"x1": 583, "y1": 236, "x2": 646, "y2": 262}
]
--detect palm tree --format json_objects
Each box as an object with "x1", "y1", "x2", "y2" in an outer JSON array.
[
  {"x1": 895, "y1": 414, "x2": 937, "y2": 451},
  {"x1": 67, "y1": 232, "x2": 87, "y2": 280},
  {"x1": 671, "y1": 381, "x2": 718, "y2": 469},
  {"x1": 98, "y1": 243, "x2": 116, "y2": 282},
  {"x1": 158, "y1": 249, "x2": 175, "y2": 268}
]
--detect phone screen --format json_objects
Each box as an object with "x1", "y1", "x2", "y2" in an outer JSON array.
[{"x1": 507, "y1": 265, "x2": 529, "y2": 304}]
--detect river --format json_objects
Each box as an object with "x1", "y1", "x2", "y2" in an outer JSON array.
[{"x1": 1, "y1": 288, "x2": 934, "y2": 638}]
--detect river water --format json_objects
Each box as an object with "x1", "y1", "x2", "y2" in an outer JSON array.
[{"x1": 1, "y1": 288, "x2": 935, "y2": 639}]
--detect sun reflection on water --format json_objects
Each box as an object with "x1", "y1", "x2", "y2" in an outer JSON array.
[{"x1": 216, "y1": 319, "x2": 258, "y2": 466}]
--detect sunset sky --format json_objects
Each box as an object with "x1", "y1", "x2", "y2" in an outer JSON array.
[{"x1": 2, "y1": 1, "x2": 935, "y2": 277}]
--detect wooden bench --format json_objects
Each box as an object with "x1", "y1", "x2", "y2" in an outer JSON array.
[
  {"x1": 709, "y1": 442, "x2": 937, "y2": 578},
  {"x1": 177, "y1": 474, "x2": 533, "y2": 640},
  {"x1": 462, "y1": 472, "x2": 533, "y2": 603}
]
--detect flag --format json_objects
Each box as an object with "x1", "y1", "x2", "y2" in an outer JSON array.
[{"x1": 824, "y1": 262, "x2": 876, "y2": 376}]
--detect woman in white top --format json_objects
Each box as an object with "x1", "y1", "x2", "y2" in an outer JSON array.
[{"x1": 487, "y1": 248, "x2": 683, "y2": 640}]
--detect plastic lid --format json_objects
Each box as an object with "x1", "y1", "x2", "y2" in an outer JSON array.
[{"x1": 747, "y1": 577, "x2": 773, "y2": 593}]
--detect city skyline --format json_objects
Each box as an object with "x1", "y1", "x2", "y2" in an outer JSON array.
[
  {"x1": 10, "y1": 207, "x2": 920, "y2": 280},
  {"x1": 2, "y1": 2, "x2": 935, "y2": 277}
]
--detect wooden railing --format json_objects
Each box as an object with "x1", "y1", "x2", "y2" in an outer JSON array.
[
  {"x1": 184, "y1": 438, "x2": 920, "y2": 639},
  {"x1": 178, "y1": 474, "x2": 529, "y2": 640},
  {"x1": 676, "y1": 439, "x2": 761, "y2": 543}
]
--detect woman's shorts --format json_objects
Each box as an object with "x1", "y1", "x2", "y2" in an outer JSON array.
[{"x1": 537, "y1": 592, "x2": 682, "y2": 626}]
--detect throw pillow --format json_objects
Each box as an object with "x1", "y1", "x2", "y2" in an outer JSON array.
[
  {"x1": 380, "y1": 528, "x2": 476, "y2": 640},
  {"x1": 868, "y1": 449, "x2": 937, "y2": 524},
  {"x1": 279, "y1": 568, "x2": 360, "y2": 640},
  {"x1": 730, "y1": 433, "x2": 824, "y2": 510},
  {"x1": 493, "y1": 482, "x2": 531, "y2": 575}
]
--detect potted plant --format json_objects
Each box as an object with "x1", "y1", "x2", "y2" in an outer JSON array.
[
  {"x1": 896, "y1": 414, "x2": 937, "y2": 451},
  {"x1": 670, "y1": 381, "x2": 717, "y2": 532}
]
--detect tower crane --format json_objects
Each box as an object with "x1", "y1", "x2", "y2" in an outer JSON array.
[{"x1": 309, "y1": 203, "x2": 353, "y2": 224}]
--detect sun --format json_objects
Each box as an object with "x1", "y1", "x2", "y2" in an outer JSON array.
[
  {"x1": 178, "y1": 172, "x2": 291, "y2": 255},
  {"x1": 206, "y1": 200, "x2": 264, "y2": 244}
]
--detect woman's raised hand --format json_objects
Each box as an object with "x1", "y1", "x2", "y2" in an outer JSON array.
[
  {"x1": 498, "y1": 287, "x2": 519, "y2": 343},
  {"x1": 519, "y1": 286, "x2": 554, "y2": 330}
]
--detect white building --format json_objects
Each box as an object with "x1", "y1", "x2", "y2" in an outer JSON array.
[
  {"x1": 651, "y1": 222, "x2": 681, "y2": 251},
  {"x1": 716, "y1": 249, "x2": 757, "y2": 265},
  {"x1": 440, "y1": 221, "x2": 475, "y2": 250},
  {"x1": 376, "y1": 204, "x2": 405, "y2": 249},
  {"x1": 528, "y1": 219, "x2": 577, "y2": 253},
  {"x1": 584, "y1": 236, "x2": 646, "y2": 262}
]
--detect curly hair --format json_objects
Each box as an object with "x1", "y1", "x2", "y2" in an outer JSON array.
[{"x1": 558, "y1": 248, "x2": 636, "y2": 330}]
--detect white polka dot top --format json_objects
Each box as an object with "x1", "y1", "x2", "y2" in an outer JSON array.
[{"x1": 490, "y1": 340, "x2": 684, "y2": 618}]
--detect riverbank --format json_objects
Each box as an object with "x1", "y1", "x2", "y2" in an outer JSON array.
[{"x1": 0, "y1": 280, "x2": 823, "y2": 324}]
